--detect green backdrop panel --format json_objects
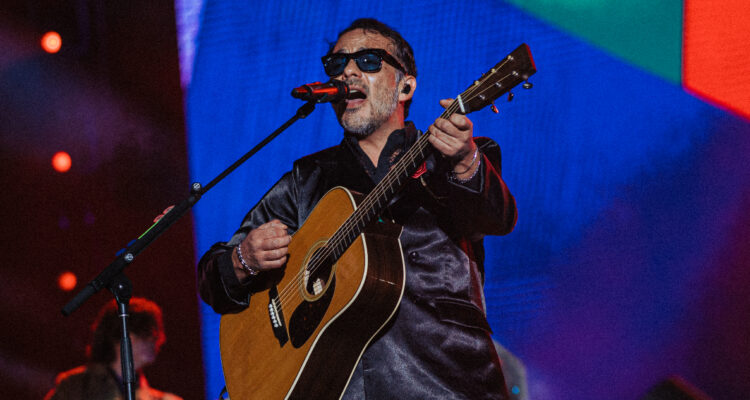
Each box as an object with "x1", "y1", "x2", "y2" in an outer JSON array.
[{"x1": 505, "y1": 0, "x2": 682, "y2": 84}]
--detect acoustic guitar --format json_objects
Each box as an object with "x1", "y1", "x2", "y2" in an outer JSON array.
[{"x1": 219, "y1": 43, "x2": 536, "y2": 400}]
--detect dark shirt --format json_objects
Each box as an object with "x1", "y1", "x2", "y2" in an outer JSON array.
[{"x1": 344, "y1": 127, "x2": 411, "y2": 183}]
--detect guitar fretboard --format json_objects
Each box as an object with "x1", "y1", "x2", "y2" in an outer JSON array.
[{"x1": 326, "y1": 108, "x2": 457, "y2": 261}]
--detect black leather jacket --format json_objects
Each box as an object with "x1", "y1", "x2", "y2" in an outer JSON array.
[{"x1": 198, "y1": 123, "x2": 517, "y2": 399}]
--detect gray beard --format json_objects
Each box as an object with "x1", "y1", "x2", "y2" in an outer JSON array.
[{"x1": 341, "y1": 83, "x2": 400, "y2": 138}]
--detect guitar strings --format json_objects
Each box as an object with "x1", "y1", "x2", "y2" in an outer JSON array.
[
  {"x1": 271, "y1": 104, "x2": 462, "y2": 311},
  {"x1": 271, "y1": 76, "x2": 500, "y2": 311},
  {"x1": 271, "y1": 103, "x2": 450, "y2": 309},
  {"x1": 271, "y1": 134, "x2": 436, "y2": 309},
  {"x1": 271, "y1": 74, "x2": 512, "y2": 311},
  {"x1": 271, "y1": 71, "x2": 516, "y2": 312},
  {"x1": 270, "y1": 121, "x2": 440, "y2": 310}
]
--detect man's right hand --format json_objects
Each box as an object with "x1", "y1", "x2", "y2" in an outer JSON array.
[{"x1": 232, "y1": 219, "x2": 291, "y2": 279}]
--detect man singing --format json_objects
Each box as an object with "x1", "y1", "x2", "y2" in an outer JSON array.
[{"x1": 198, "y1": 18, "x2": 517, "y2": 399}]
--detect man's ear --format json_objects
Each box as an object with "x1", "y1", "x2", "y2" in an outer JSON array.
[{"x1": 399, "y1": 76, "x2": 416, "y2": 102}]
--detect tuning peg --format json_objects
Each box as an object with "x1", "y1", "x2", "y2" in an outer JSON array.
[
  {"x1": 490, "y1": 102, "x2": 499, "y2": 114},
  {"x1": 522, "y1": 80, "x2": 533, "y2": 89},
  {"x1": 507, "y1": 92, "x2": 514, "y2": 102}
]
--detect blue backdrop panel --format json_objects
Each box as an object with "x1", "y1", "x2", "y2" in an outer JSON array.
[{"x1": 186, "y1": 1, "x2": 750, "y2": 398}]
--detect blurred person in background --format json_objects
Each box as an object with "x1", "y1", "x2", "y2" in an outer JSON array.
[{"x1": 45, "y1": 297, "x2": 182, "y2": 400}]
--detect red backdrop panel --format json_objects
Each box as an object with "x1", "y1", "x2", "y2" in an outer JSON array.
[{"x1": 683, "y1": 0, "x2": 750, "y2": 120}]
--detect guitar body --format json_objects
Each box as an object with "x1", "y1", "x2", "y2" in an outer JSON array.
[{"x1": 220, "y1": 186, "x2": 406, "y2": 399}]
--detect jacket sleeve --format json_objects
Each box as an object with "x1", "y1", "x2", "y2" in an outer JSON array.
[
  {"x1": 197, "y1": 170, "x2": 299, "y2": 315},
  {"x1": 423, "y1": 136, "x2": 517, "y2": 239}
]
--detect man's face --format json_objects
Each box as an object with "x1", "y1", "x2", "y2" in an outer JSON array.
[{"x1": 329, "y1": 29, "x2": 402, "y2": 137}]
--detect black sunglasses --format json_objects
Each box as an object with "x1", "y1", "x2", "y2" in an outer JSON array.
[{"x1": 321, "y1": 48, "x2": 406, "y2": 77}]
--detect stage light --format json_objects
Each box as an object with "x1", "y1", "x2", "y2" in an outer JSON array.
[
  {"x1": 41, "y1": 31, "x2": 62, "y2": 54},
  {"x1": 52, "y1": 151, "x2": 72, "y2": 172},
  {"x1": 58, "y1": 271, "x2": 77, "y2": 291}
]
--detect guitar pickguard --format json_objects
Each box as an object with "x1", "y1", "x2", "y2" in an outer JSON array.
[{"x1": 288, "y1": 276, "x2": 336, "y2": 348}]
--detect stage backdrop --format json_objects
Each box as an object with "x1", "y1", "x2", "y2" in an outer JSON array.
[{"x1": 181, "y1": 1, "x2": 750, "y2": 398}]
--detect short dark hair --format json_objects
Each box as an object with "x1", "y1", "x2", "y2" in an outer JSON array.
[
  {"x1": 87, "y1": 297, "x2": 166, "y2": 364},
  {"x1": 332, "y1": 18, "x2": 417, "y2": 117}
]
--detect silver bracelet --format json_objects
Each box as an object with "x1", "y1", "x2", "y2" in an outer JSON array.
[
  {"x1": 236, "y1": 244, "x2": 259, "y2": 275},
  {"x1": 453, "y1": 147, "x2": 479, "y2": 174},
  {"x1": 450, "y1": 156, "x2": 481, "y2": 184}
]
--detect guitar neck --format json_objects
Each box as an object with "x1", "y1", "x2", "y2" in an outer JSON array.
[{"x1": 326, "y1": 105, "x2": 462, "y2": 260}]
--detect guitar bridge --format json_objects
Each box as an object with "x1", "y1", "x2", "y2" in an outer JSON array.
[{"x1": 268, "y1": 286, "x2": 288, "y2": 346}]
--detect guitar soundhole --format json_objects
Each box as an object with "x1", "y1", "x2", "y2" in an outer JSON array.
[
  {"x1": 289, "y1": 247, "x2": 336, "y2": 348},
  {"x1": 303, "y1": 248, "x2": 334, "y2": 298}
]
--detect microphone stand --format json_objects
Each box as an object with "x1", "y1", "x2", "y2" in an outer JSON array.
[
  {"x1": 62, "y1": 99, "x2": 320, "y2": 400},
  {"x1": 110, "y1": 274, "x2": 136, "y2": 400}
]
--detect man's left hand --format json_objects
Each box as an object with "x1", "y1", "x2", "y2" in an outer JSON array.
[{"x1": 428, "y1": 99, "x2": 478, "y2": 178}]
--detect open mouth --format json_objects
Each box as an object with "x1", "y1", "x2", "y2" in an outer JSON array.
[{"x1": 347, "y1": 89, "x2": 367, "y2": 100}]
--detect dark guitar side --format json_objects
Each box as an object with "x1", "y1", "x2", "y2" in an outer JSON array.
[{"x1": 220, "y1": 186, "x2": 406, "y2": 400}]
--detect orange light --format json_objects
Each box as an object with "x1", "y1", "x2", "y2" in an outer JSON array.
[
  {"x1": 52, "y1": 151, "x2": 72, "y2": 172},
  {"x1": 58, "y1": 271, "x2": 77, "y2": 291},
  {"x1": 41, "y1": 31, "x2": 62, "y2": 54}
]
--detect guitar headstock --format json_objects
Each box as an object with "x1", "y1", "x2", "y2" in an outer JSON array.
[{"x1": 457, "y1": 43, "x2": 536, "y2": 114}]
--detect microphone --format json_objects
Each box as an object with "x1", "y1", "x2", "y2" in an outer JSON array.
[{"x1": 291, "y1": 80, "x2": 349, "y2": 103}]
